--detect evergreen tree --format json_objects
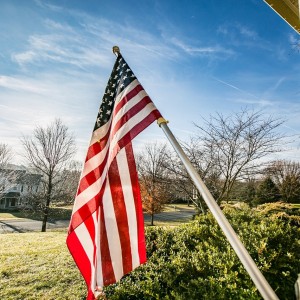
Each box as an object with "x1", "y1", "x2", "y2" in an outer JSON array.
[{"x1": 255, "y1": 177, "x2": 280, "y2": 204}]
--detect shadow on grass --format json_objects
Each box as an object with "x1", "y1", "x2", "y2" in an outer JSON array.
[
  {"x1": 0, "y1": 221, "x2": 25, "y2": 233},
  {"x1": 0, "y1": 207, "x2": 72, "y2": 221}
]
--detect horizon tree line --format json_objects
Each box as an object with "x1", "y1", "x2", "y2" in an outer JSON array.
[{"x1": 0, "y1": 108, "x2": 299, "y2": 229}]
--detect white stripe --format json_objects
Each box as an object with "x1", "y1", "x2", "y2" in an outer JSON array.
[
  {"x1": 72, "y1": 102, "x2": 156, "y2": 215},
  {"x1": 79, "y1": 80, "x2": 142, "y2": 180},
  {"x1": 72, "y1": 163, "x2": 108, "y2": 213},
  {"x1": 111, "y1": 89, "x2": 149, "y2": 133},
  {"x1": 90, "y1": 212, "x2": 98, "y2": 294},
  {"x1": 95, "y1": 207, "x2": 103, "y2": 288},
  {"x1": 81, "y1": 141, "x2": 109, "y2": 179},
  {"x1": 74, "y1": 220, "x2": 95, "y2": 287},
  {"x1": 102, "y1": 176, "x2": 124, "y2": 281},
  {"x1": 116, "y1": 149, "x2": 140, "y2": 268},
  {"x1": 109, "y1": 102, "x2": 157, "y2": 156},
  {"x1": 72, "y1": 81, "x2": 155, "y2": 215},
  {"x1": 90, "y1": 115, "x2": 111, "y2": 145},
  {"x1": 114, "y1": 79, "x2": 140, "y2": 106},
  {"x1": 89, "y1": 79, "x2": 139, "y2": 146}
]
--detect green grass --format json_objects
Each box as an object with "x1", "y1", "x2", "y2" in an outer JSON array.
[{"x1": 0, "y1": 230, "x2": 86, "y2": 300}]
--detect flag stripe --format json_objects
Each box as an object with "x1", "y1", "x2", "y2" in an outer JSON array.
[
  {"x1": 109, "y1": 148, "x2": 133, "y2": 276},
  {"x1": 67, "y1": 53, "x2": 162, "y2": 300},
  {"x1": 116, "y1": 108, "x2": 161, "y2": 151},
  {"x1": 118, "y1": 143, "x2": 144, "y2": 267},
  {"x1": 102, "y1": 176, "x2": 124, "y2": 282},
  {"x1": 125, "y1": 144, "x2": 147, "y2": 265},
  {"x1": 99, "y1": 201, "x2": 116, "y2": 286},
  {"x1": 113, "y1": 84, "x2": 145, "y2": 119},
  {"x1": 71, "y1": 106, "x2": 161, "y2": 229},
  {"x1": 111, "y1": 96, "x2": 153, "y2": 138}
]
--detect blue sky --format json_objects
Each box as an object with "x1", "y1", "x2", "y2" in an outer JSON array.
[{"x1": 0, "y1": 0, "x2": 299, "y2": 164}]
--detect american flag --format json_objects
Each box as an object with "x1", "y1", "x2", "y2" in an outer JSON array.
[{"x1": 66, "y1": 52, "x2": 162, "y2": 300}]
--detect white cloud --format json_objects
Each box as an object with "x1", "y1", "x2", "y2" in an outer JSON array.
[
  {"x1": 170, "y1": 37, "x2": 234, "y2": 58},
  {"x1": 0, "y1": 75, "x2": 48, "y2": 94},
  {"x1": 234, "y1": 98, "x2": 274, "y2": 106}
]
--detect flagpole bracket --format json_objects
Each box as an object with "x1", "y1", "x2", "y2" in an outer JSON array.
[
  {"x1": 112, "y1": 46, "x2": 120, "y2": 56},
  {"x1": 157, "y1": 117, "x2": 169, "y2": 127}
]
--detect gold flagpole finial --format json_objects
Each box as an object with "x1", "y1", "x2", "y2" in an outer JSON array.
[
  {"x1": 112, "y1": 46, "x2": 120, "y2": 56},
  {"x1": 157, "y1": 117, "x2": 169, "y2": 127}
]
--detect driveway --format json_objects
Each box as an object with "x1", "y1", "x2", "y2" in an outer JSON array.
[
  {"x1": 0, "y1": 219, "x2": 70, "y2": 233},
  {"x1": 0, "y1": 207, "x2": 196, "y2": 233}
]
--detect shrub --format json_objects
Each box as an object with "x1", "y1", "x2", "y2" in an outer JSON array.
[{"x1": 104, "y1": 203, "x2": 300, "y2": 299}]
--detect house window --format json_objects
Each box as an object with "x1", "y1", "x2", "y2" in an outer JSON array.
[
  {"x1": 0, "y1": 199, "x2": 4, "y2": 205},
  {"x1": 21, "y1": 185, "x2": 24, "y2": 192},
  {"x1": 10, "y1": 199, "x2": 16, "y2": 207}
]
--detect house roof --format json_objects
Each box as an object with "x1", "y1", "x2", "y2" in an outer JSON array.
[
  {"x1": 264, "y1": 0, "x2": 300, "y2": 34},
  {"x1": 0, "y1": 169, "x2": 42, "y2": 185}
]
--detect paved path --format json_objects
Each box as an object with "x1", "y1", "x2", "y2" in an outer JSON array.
[
  {"x1": 0, "y1": 207, "x2": 196, "y2": 233},
  {"x1": 0, "y1": 219, "x2": 70, "y2": 233},
  {"x1": 144, "y1": 207, "x2": 195, "y2": 223}
]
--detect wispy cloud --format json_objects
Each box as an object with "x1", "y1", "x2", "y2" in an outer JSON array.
[
  {"x1": 234, "y1": 98, "x2": 274, "y2": 106},
  {"x1": 170, "y1": 37, "x2": 234, "y2": 58},
  {"x1": 12, "y1": 32, "x2": 112, "y2": 70},
  {"x1": 0, "y1": 75, "x2": 48, "y2": 94},
  {"x1": 33, "y1": 0, "x2": 63, "y2": 12},
  {"x1": 212, "y1": 76, "x2": 274, "y2": 107},
  {"x1": 218, "y1": 22, "x2": 257, "y2": 40}
]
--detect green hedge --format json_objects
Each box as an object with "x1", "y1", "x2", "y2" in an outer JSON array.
[{"x1": 104, "y1": 203, "x2": 300, "y2": 300}]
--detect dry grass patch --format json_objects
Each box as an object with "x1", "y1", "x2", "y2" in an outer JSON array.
[{"x1": 0, "y1": 230, "x2": 86, "y2": 300}]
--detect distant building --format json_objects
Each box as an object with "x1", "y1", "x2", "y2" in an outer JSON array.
[{"x1": 0, "y1": 165, "x2": 42, "y2": 210}]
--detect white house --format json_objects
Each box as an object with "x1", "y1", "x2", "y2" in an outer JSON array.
[{"x1": 0, "y1": 166, "x2": 42, "y2": 210}]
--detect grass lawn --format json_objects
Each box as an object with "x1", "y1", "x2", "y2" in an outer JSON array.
[
  {"x1": 0, "y1": 205, "x2": 195, "y2": 299},
  {"x1": 0, "y1": 230, "x2": 86, "y2": 300}
]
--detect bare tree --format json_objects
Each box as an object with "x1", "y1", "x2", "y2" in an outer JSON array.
[
  {"x1": 52, "y1": 160, "x2": 82, "y2": 205},
  {"x1": 0, "y1": 144, "x2": 13, "y2": 169},
  {"x1": 0, "y1": 144, "x2": 16, "y2": 206},
  {"x1": 21, "y1": 119, "x2": 76, "y2": 231},
  {"x1": 266, "y1": 160, "x2": 300, "y2": 203},
  {"x1": 163, "y1": 137, "x2": 221, "y2": 212},
  {"x1": 193, "y1": 108, "x2": 284, "y2": 203},
  {"x1": 137, "y1": 143, "x2": 172, "y2": 225}
]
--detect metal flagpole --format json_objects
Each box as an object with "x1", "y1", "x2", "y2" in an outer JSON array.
[{"x1": 157, "y1": 117, "x2": 279, "y2": 300}]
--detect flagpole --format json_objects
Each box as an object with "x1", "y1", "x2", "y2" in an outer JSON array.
[{"x1": 157, "y1": 117, "x2": 279, "y2": 300}]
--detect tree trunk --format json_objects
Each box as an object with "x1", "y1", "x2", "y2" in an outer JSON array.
[
  {"x1": 41, "y1": 206, "x2": 49, "y2": 232},
  {"x1": 150, "y1": 213, "x2": 154, "y2": 226},
  {"x1": 42, "y1": 176, "x2": 52, "y2": 232}
]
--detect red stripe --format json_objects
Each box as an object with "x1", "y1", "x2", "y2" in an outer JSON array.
[
  {"x1": 108, "y1": 148, "x2": 133, "y2": 275},
  {"x1": 77, "y1": 149, "x2": 109, "y2": 196},
  {"x1": 70, "y1": 109, "x2": 161, "y2": 232},
  {"x1": 69, "y1": 178, "x2": 106, "y2": 232},
  {"x1": 66, "y1": 231, "x2": 95, "y2": 300},
  {"x1": 85, "y1": 123, "x2": 111, "y2": 162},
  {"x1": 125, "y1": 144, "x2": 147, "y2": 264},
  {"x1": 117, "y1": 109, "x2": 162, "y2": 150},
  {"x1": 85, "y1": 141, "x2": 102, "y2": 162},
  {"x1": 77, "y1": 90, "x2": 157, "y2": 198},
  {"x1": 111, "y1": 96, "x2": 152, "y2": 138},
  {"x1": 99, "y1": 203, "x2": 116, "y2": 286},
  {"x1": 67, "y1": 57, "x2": 163, "y2": 299},
  {"x1": 114, "y1": 83, "x2": 144, "y2": 117}
]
